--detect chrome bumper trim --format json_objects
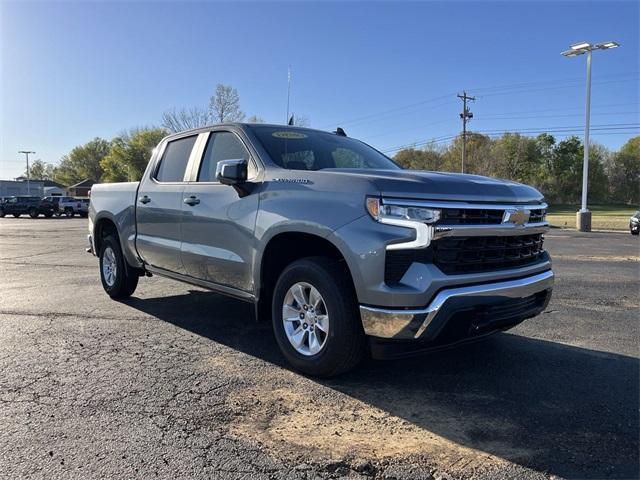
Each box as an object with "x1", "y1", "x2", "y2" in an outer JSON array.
[
  {"x1": 434, "y1": 222, "x2": 549, "y2": 238},
  {"x1": 360, "y1": 270, "x2": 554, "y2": 340}
]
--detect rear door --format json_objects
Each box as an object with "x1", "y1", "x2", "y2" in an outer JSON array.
[
  {"x1": 180, "y1": 129, "x2": 260, "y2": 292},
  {"x1": 135, "y1": 134, "x2": 198, "y2": 274}
]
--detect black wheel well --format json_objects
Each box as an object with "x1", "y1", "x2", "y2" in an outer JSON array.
[
  {"x1": 257, "y1": 232, "x2": 354, "y2": 321},
  {"x1": 94, "y1": 218, "x2": 118, "y2": 254}
]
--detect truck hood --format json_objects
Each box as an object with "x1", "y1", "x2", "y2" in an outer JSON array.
[{"x1": 323, "y1": 169, "x2": 545, "y2": 204}]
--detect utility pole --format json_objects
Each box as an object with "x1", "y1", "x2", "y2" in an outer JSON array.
[
  {"x1": 19, "y1": 150, "x2": 35, "y2": 195},
  {"x1": 457, "y1": 91, "x2": 475, "y2": 173}
]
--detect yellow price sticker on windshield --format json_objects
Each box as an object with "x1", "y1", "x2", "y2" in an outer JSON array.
[{"x1": 272, "y1": 131, "x2": 307, "y2": 139}]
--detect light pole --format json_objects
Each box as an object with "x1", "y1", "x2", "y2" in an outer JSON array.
[
  {"x1": 18, "y1": 150, "x2": 36, "y2": 195},
  {"x1": 561, "y1": 41, "x2": 619, "y2": 232}
]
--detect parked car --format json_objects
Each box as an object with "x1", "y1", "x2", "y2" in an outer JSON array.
[
  {"x1": 44, "y1": 196, "x2": 81, "y2": 217},
  {"x1": 88, "y1": 123, "x2": 554, "y2": 376},
  {"x1": 77, "y1": 198, "x2": 89, "y2": 218},
  {"x1": 630, "y1": 211, "x2": 639, "y2": 235},
  {"x1": 0, "y1": 196, "x2": 56, "y2": 218}
]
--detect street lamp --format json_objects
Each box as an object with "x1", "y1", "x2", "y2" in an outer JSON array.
[
  {"x1": 561, "y1": 41, "x2": 619, "y2": 232},
  {"x1": 18, "y1": 150, "x2": 36, "y2": 195}
]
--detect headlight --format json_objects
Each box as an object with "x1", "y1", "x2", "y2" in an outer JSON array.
[
  {"x1": 366, "y1": 198, "x2": 439, "y2": 250},
  {"x1": 366, "y1": 198, "x2": 441, "y2": 224}
]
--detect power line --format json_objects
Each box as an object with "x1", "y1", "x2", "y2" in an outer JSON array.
[
  {"x1": 380, "y1": 123, "x2": 639, "y2": 153},
  {"x1": 322, "y1": 72, "x2": 637, "y2": 129}
]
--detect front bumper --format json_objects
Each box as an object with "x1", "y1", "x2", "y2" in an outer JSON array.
[{"x1": 360, "y1": 269, "x2": 553, "y2": 340}]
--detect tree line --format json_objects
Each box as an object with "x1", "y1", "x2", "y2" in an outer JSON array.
[
  {"x1": 393, "y1": 133, "x2": 639, "y2": 205},
  {"x1": 24, "y1": 81, "x2": 638, "y2": 205}
]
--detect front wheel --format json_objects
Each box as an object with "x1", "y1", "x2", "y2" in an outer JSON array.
[
  {"x1": 0, "y1": 210, "x2": 5, "y2": 218},
  {"x1": 65, "y1": 208, "x2": 74, "y2": 217},
  {"x1": 12, "y1": 213, "x2": 20, "y2": 218},
  {"x1": 271, "y1": 257, "x2": 366, "y2": 377},
  {"x1": 29, "y1": 208, "x2": 38, "y2": 218},
  {"x1": 99, "y1": 235, "x2": 139, "y2": 298}
]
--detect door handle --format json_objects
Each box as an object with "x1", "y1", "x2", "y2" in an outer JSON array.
[
  {"x1": 183, "y1": 196, "x2": 200, "y2": 206},
  {"x1": 138, "y1": 195, "x2": 151, "y2": 204}
]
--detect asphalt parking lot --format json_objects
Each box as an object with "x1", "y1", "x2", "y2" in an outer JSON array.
[{"x1": 0, "y1": 217, "x2": 638, "y2": 480}]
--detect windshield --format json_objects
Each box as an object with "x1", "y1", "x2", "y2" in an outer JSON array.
[{"x1": 248, "y1": 125, "x2": 400, "y2": 171}]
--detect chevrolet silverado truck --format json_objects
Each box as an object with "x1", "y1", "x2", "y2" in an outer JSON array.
[{"x1": 87, "y1": 123, "x2": 554, "y2": 376}]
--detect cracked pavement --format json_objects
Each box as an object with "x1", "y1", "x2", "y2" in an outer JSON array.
[{"x1": 0, "y1": 218, "x2": 638, "y2": 479}]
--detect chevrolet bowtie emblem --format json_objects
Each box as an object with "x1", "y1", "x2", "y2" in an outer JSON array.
[{"x1": 502, "y1": 208, "x2": 530, "y2": 226}]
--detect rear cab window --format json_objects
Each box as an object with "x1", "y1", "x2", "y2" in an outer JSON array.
[{"x1": 155, "y1": 135, "x2": 197, "y2": 182}]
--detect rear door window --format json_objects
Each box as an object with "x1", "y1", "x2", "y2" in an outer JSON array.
[{"x1": 155, "y1": 135, "x2": 197, "y2": 182}]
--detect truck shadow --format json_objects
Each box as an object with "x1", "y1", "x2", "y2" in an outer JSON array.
[{"x1": 124, "y1": 290, "x2": 639, "y2": 480}]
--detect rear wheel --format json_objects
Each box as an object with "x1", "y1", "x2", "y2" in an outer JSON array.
[
  {"x1": 12, "y1": 213, "x2": 20, "y2": 218},
  {"x1": 29, "y1": 208, "x2": 38, "y2": 218},
  {"x1": 271, "y1": 257, "x2": 366, "y2": 377},
  {"x1": 44, "y1": 212, "x2": 53, "y2": 218},
  {"x1": 0, "y1": 210, "x2": 5, "y2": 218},
  {"x1": 99, "y1": 235, "x2": 139, "y2": 298},
  {"x1": 65, "y1": 208, "x2": 74, "y2": 217}
]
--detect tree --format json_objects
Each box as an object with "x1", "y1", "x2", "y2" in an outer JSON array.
[
  {"x1": 290, "y1": 114, "x2": 310, "y2": 127},
  {"x1": 443, "y1": 133, "x2": 492, "y2": 174},
  {"x1": 100, "y1": 128, "x2": 167, "y2": 182},
  {"x1": 161, "y1": 107, "x2": 210, "y2": 133},
  {"x1": 246, "y1": 115, "x2": 265, "y2": 123},
  {"x1": 54, "y1": 137, "x2": 111, "y2": 185},
  {"x1": 606, "y1": 136, "x2": 640, "y2": 204},
  {"x1": 24, "y1": 159, "x2": 55, "y2": 180},
  {"x1": 394, "y1": 143, "x2": 444, "y2": 170},
  {"x1": 209, "y1": 84, "x2": 244, "y2": 123},
  {"x1": 490, "y1": 133, "x2": 539, "y2": 183}
]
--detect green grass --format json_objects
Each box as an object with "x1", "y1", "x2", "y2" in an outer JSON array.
[{"x1": 547, "y1": 204, "x2": 637, "y2": 231}]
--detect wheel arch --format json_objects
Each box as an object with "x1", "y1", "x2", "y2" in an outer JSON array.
[{"x1": 255, "y1": 230, "x2": 358, "y2": 322}]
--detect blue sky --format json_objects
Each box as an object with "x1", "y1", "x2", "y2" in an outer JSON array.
[{"x1": 1, "y1": 0, "x2": 638, "y2": 179}]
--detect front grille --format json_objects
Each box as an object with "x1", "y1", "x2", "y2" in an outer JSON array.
[
  {"x1": 438, "y1": 207, "x2": 546, "y2": 225},
  {"x1": 440, "y1": 208, "x2": 503, "y2": 225},
  {"x1": 432, "y1": 233, "x2": 545, "y2": 274}
]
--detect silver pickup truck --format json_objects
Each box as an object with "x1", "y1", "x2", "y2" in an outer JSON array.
[{"x1": 88, "y1": 123, "x2": 553, "y2": 376}]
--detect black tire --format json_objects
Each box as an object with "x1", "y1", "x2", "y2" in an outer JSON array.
[
  {"x1": 271, "y1": 257, "x2": 366, "y2": 377},
  {"x1": 29, "y1": 208, "x2": 38, "y2": 218},
  {"x1": 0, "y1": 210, "x2": 5, "y2": 218},
  {"x1": 99, "y1": 234, "x2": 139, "y2": 299},
  {"x1": 65, "y1": 208, "x2": 74, "y2": 218},
  {"x1": 44, "y1": 212, "x2": 53, "y2": 218},
  {"x1": 12, "y1": 213, "x2": 20, "y2": 218},
  {"x1": 632, "y1": 230, "x2": 639, "y2": 236},
  {"x1": 80, "y1": 212, "x2": 88, "y2": 218}
]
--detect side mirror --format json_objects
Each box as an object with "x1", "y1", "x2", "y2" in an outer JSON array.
[{"x1": 216, "y1": 159, "x2": 248, "y2": 185}]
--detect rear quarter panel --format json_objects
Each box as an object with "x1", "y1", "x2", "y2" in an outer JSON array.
[{"x1": 89, "y1": 182, "x2": 142, "y2": 268}]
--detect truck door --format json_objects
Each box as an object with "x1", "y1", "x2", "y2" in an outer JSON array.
[
  {"x1": 180, "y1": 130, "x2": 259, "y2": 293},
  {"x1": 136, "y1": 134, "x2": 198, "y2": 274}
]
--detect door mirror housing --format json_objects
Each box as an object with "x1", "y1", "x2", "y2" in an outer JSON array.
[{"x1": 216, "y1": 159, "x2": 248, "y2": 185}]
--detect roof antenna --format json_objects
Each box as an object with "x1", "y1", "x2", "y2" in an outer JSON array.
[
  {"x1": 334, "y1": 127, "x2": 347, "y2": 137},
  {"x1": 288, "y1": 114, "x2": 295, "y2": 126}
]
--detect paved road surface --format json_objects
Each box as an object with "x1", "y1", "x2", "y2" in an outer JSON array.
[{"x1": 0, "y1": 217, "x2": 638, "y2": 479}]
